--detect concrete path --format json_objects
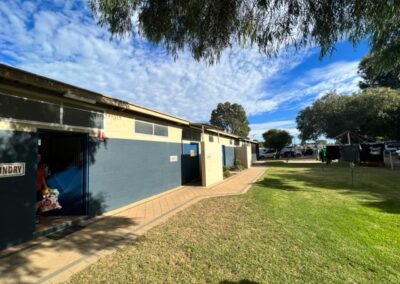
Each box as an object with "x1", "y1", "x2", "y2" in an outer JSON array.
[{"x1": 0, "y1": 166, "x2": 266, "y2": 284}]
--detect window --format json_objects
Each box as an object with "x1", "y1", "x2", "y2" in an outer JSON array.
[
  {"x1": 182, "y1": 128, "x2": 201, "y2": 141},
  {"x1": 209, "y1": 135, "x2": 214, "y2": 142},
  {"x1": 0, "y1": 93, "x2": 104, "y2": 129},
  {"x1": 0, "y1": 93, "x2": 60, "y2": 124},
  {"x1": 135, "y1": 120, "x2": 153, "y2": 135},
  {"x1": 63, "y1": 106, "x2": 104, "y2": 129},
  {"x1": 135, "y1": 120, "x2": 168, "y2": 137},
  {"x1": 234, "y1": 140, "x2": 240, "y2": 146},
  {"x1": 230, "y1": 139, "x2": 233, "y2": 145},
  {"x1": 154, "y1": 124, "x2": 168, "y2": 137}
]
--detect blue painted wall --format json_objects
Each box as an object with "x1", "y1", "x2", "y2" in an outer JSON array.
[
  {"x1": 0, "y1": 133, "x2": 184, "y2": 248},
  {"x1": 87, "y1": 137, "x2": 182, "y2": 216},
  {"x1": 0, "y1": 130, "x2": 37, "y2": 249}
]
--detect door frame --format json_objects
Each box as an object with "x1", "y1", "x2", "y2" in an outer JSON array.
[
  {"x1": 37, "y1": 129, "x2": 89, "y2": 216},
  {"x1": 222, "y1": 145, "x2": 227, "y2": 166},
  {"x1": 181, "y1": 142, "x2": 201, "y2": 184}
]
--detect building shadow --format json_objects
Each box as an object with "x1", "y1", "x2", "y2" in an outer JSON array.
[
  {"x1": 0, "y1": 215, "x2": 141, "y2": 284},
  {"x1": 256, "y1": 177, "x2": 317, "y2": 192},
  {"x1": 0, "y1": 124, "x2": 142, "y2": 283}
]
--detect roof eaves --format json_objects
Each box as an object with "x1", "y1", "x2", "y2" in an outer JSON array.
[
  {"x1": 192, "y1": 122, "x2": 251, "y2": 140},
  {"x1": 0, "y1": 63, "x2": 190, "y2": 125}
]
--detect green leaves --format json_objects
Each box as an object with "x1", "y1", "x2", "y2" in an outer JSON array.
[
  {"x1": 359, "y1": 49, "x2": 400, "y2": 89},
  {"x1": 262, "y1": 129, "x2": 292, "y2": 151},
  {"x1": 296, "y1": 88, "x2": 400, "y2": 141},
  {"x1": 210, "y1": 102, "x2": 250, "y2": 137},
  {"x1": 88, "y1": 0, "x2": 400, "y2": 64}
]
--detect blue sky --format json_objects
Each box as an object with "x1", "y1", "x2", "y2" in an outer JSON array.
[{"x1": 0, "y1": 0, "x2": 369, "y2": 140}]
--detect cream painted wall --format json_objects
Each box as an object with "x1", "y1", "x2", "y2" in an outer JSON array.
[
  {"x1": 200, "y1": 139, "x2": 223, "y2": 187},
  {"x1": 0, "y1": 84, "x2": 184, "y2": 143},
  {"x1": 245, "y1": 143, "x2": 252, "y2": 168},
  {"x1": 204, "y1": 133, "x2": 241, "y2": 147},
  {"x1": 219, "y1": 136, "x2": 233, "y2": 146},
  {"x1": 0, "y1": 108, "x2": 182, "y2": 143},
  {"x1": 104, "y1": 111, "x2": 182, "y2": 143}
]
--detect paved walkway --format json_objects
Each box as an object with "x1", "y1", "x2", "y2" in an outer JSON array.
[{"x1": 0, "y1": 166, "x2": 266, "y2": 284}]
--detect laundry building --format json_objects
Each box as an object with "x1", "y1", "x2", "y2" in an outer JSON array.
[{"x1": 0, "y1": 64, "x2": 258, "y2": 249}]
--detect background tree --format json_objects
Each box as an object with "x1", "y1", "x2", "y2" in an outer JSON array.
[
  {"x1": 210, "y1": 102, "x2": 250, "y2": 137},
  {"x1": 359, "y1": 52, "x2": 400, "y2": 89},
  {"x1": 89, "y1": 1, "x2": 400, "y2": 66},
  {"x1": 296, "y1": 88, "x2": 400, "y2": 142},
  {"x1": 262, "y1": 129, "x2": 292, "y2": 152}
]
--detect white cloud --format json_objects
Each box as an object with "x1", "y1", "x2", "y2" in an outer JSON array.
[
  {"x1": 264, "y1": 60, "x2": 361, "y2": 113},
  {"x1": 0, "y1": 1, "x2": 363, "y2": 133},
  {"x1": 303, "y1": 61, "x2": 361, "y2": 97},
  {"x1": 0, "y1": 0, "x2": 309, "y2": 123},
  {"x1": 249, "y1": 120, "x2": 299, "y2": 141}
]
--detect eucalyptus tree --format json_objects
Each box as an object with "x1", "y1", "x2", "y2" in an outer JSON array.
[{"x1": 89, "y1": 0, "x2": 400, "y2": 66}]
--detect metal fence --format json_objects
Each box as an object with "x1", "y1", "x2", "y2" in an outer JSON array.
[{"x1": 384, "y1": 151, "x2": 400, "y2": 170}]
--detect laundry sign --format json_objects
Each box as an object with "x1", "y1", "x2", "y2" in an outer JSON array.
[
  {"x1": 170, "y1": 155, "x2": 178, "y2": 162},
  {"x1": 0, "y1": 163, "x2": 25, "y2": 178}
]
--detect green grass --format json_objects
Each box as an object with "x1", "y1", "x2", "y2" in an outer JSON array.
[{"x1": 70, "y1": 162, "x2": 400, "y2": 283}]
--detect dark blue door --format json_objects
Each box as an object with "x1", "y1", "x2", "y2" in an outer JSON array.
[
  {"x1": 222, "y1": 145, "x2": 227, "y2": 166},
  {"x1": 40, "y1": 133, "x2": 86, "y2": 215},
  {"x1": 181, "y1": 143, "x2": 200, "y2": 184}
]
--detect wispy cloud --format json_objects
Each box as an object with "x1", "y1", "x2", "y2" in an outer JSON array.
[
  {"x1": 0, "y1": 0, "x2": 363, "y2": 135},
  {"x1": 0, "y1": 0, "x2": 309, "y2": 122},
  {"x1": 266, "y1": 60, "x2": 361, "y2": 111},
  {"x1": 249, "y1": 120, "x2": 299, "y2": 141},
  {"x1": 249, "y1": 61, "x2": 361, "y2": 140}
]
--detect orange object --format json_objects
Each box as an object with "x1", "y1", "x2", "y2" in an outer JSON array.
[
  {"x1": 41, "y1": 187, "x2": 49, "y2": 196},
  {"x1": 36, "y1": 163, "x2": 44, "y2": 191}
]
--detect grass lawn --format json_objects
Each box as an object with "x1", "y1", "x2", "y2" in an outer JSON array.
[{"x1": 70, "y1": 161, "x2": 400, "y2": 283}]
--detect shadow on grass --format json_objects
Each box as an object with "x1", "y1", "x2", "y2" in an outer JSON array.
[
  {"x1": 362, "y1": 200, "x2": 400, "y2": 214},
  {"x1": 0, "y1": 216, "x2": 141, "y2": 284},
  {"x1": 256, "y1": 177, "x2": 317, "y2": 192},
  {"x1": 256, "y1": 161, "x2": 400, "y2": 214}
]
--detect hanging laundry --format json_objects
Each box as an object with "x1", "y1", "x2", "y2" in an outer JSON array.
[
  {"x1": 369, "y1": 146, "x2": 381, "y2": 156},
  {"x1": 326, "y1": 145, "x2": 340, "y2": 162},
  {"x1": 360, "y1": 143, "x2": 384, "y2": 165},
  {"x1": 340, "y1": 145, "x2": 360, "y2": 163}
]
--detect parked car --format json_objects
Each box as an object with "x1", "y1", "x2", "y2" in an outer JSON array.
[
  {"x1": 302, "y1": 148, "x2": 314, "y2": 156},
  {"x1": 280, "y1": 147, "x2": 302, "y2": 158},
  {"x1": 259, "y1": 148, "x2": 277, "y2": 159},
  {"x1": 385, "y1": 141, "x2": 400, "y2": 154}
]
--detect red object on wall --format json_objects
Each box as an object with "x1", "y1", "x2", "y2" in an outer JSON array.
[{"x1": 97, "y1": 130, "x2": 105, "y2": 141}]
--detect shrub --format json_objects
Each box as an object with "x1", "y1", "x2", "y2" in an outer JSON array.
[
  {"x1": 223, "y1": 166, "x2": 231, "y2": 178},
  {"x1": 233, "y1": 158, "x2": 244, "y2": 171}
]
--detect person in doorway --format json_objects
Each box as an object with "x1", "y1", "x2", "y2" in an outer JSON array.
[{"x1": 35, "y1": 153, "x2": 48, "y2": 214}]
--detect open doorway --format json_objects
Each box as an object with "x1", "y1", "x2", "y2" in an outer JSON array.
[
  {"x1": 36, "y1": 130, "x2": 88, "y2": 232},
  {"x1": 181, "y1": 142, "x2": 201, "y2": 185}
]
